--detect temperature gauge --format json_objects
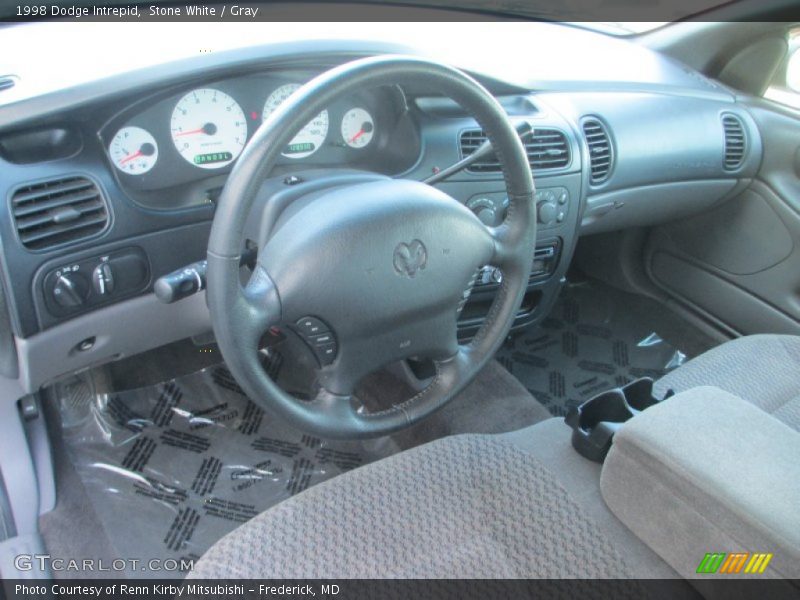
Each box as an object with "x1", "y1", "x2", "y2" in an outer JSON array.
[
  {"x1": 109, "y1": 126, "x2": 158, "y2": 175},
  {"x1": 341, "y1": 108, "x2": 374, "y2": 149}
]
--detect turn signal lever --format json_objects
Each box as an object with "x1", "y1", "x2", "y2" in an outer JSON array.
[
  {"x1": 155, "y1": 247, "x2": 257, "y2": 304},
  {"x1": 154, "y1": 260, "x2": 207, "y2": 304},
  {"x1": 423, "y1": 120, "x2": 535, "y2": 185}
]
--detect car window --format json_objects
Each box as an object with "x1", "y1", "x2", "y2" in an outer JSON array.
[{"x1": 764, "y1": 28, "x2": 800, "y2": 109}]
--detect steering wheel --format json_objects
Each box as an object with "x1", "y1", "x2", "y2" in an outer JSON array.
[{"x1": 207, "y1": 55, "x2": 536, "y2": 439}]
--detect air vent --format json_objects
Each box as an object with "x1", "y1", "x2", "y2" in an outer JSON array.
[
  {"x1": 459, "y1": 128, "x2": 570, "y2": 173},
  {"x1": 10, "y1": 176, "x2": 109, "y2": 250},
  {"x1": 0, "y1": 75, "x2": 17, "y2": 92},
  {"x1": 581, "y1": 118, "x2": 613, "y2": 185},
  {"x1": 722, "y1": 114, "x2": 746, "y2": 171}
]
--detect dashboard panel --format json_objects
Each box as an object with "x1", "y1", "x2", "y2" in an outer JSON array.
[
  {"x1": 0, "y1": 32, "x2": 765, "y2": 391},
  {"x1": 99, "y1": 72, "x2": 419, "y2": 209}
]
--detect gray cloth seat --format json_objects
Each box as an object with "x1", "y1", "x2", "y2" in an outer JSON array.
[
  {"x1": 189, "y1": 434, "x2": 645, "y2": 579},
  {"x1": 654, "y1": 334, "x2": 800, "y2": 431},
  {"x1": 191, "y1": 334, "x2": 800, "y2": 580}
]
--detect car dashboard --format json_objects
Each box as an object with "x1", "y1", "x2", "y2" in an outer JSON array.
[{"x1": 0, "y1": 26, "x2": 763, "y2": 392}]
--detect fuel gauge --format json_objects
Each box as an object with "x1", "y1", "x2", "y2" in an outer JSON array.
[
  {"x1": 109, "y1": 126, "x2": 158, "y2": 175},
  {"x1": 341, "y1": 108, "x2": 374, "y2": 149}
]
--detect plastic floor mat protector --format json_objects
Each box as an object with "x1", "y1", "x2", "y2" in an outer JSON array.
[
  {"x1": 497, "y1": 280, "x2": 692, "y2": 417},
  {"x1": 55, "y1": 365, "x2": 399, "y2": 577}
]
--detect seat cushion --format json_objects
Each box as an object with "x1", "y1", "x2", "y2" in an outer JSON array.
[
  {"x1": 189, "y1": 434, "x2": 640, "y2": 579},
  {"x1": 655, "y1": 334, "x2": 800, "y2": 431}
]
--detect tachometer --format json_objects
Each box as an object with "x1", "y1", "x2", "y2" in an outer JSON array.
[
  {"x1": 109, "y1": 126, "x2": 158, "y2": 175},
  {"x1": 170, "y1": 88, "x2": 247, "y2": 169},
  {"x1": 341, "y1": 108, "x2": 374, "y2": 149},
  {"x1": 262, "y1": 83, "x2": 328, "y2": 158}
]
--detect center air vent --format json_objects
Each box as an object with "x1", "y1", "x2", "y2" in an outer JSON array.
[
  {"x1": 722, "y1": 113, "x2": 746, "y2": 171},
  {"x1": 581, "y1": 118, "x2": 613, "y2": 185},
  {"x1": 11, "y1": 176, "x2": 109, "y2": 250},
  {"x1": 459, "y1": 128, "x2": 570, "y2": 173}
]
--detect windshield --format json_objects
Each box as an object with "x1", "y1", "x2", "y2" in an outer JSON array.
[{"x1": 574, "y1": 22, "x2": 670, "y2": 36}]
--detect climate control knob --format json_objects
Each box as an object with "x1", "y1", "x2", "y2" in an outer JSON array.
[
  {"x1": 52, "y1": 273, "x2": 89, "y2": 308},
  {"x1": 466, "y1": 196, "x2": 502, "y2": 226},
  {"x1": 537, "y1": 201, "x2": 558, "y2": 226}
]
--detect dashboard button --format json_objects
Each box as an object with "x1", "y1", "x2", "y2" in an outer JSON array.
[
  {"x1": 316, "y1": 343, "x2": 338, "y2": 366},
  {"x1": 92, "y1": 263, "x2": 115, "y2": 295},
  {"x1": 295, "y1": 317, "x2": 329, "y2": 336},
  {"x1": 309, "y1": 332, "x2": 335, "y2": 346}
]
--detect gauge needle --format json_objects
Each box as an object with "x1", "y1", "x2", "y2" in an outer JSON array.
[
  {"x1": 175, "y1": 123, "x2": 218, "y2": 137},
  {"x1": 175, "y1": 128, "x2": 206, "y2": 137},
  {"x1": 349, "y1": 130, "x2": 366, "y2": 143},
  {"x1": 119, "y1": 150, "x2": 143, "y2": 166}
]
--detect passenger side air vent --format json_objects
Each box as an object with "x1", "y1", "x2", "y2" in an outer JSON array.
[
  {"x1": 460, "y1": 128, "x2": 570, "y2": 173},
  {"x1": 10, "y1": 176, "x2": 109, "y2": 250},
  {"x1": 581, "y1": 118, "x2": 613, "y2": 185},
  {"x1": 722, "y1": 113, "x2": 746, "y2": 171}
]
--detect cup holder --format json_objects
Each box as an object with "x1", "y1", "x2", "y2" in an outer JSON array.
[{"x1": 565, "y1": 377, "x2": 674, "y2": 463}]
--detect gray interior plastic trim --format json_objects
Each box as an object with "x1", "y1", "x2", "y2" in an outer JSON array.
[
  {"x1": 0, "y1": 379, "x2": 37, "y2": 538},
  {"x1": 16, "y1": 291, "x2": 212, "y2": 393},
  {"x1": 538, "y1": 91, "x2": 762, "y2": 195},
  {"x1": 23, "y1": 398, "x2": 55, "y2": 516},
  {"x1": 581, "y1": 180, "x2": 738, "y2": 234},
  {"x1": 649, "y1": 251, "x2": 800, "y2": 336}
]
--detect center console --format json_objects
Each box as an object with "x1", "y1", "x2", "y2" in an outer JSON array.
[{"x1": 435, "y1": 174, "x2": 583, "y2": 341}]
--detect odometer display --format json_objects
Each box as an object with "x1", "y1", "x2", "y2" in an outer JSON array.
[
  {"x1": 262, "y1": 83, "x2": 328, "y2": 159},
  {"x1": 194, "y1": 152, "x2": 234, "y2": 165},
  {"x1": 171, "y1": 88, "x2": 247, "y2": 169}
]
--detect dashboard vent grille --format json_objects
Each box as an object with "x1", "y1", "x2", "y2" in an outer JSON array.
[
  {"x1": 10, "y1": 176, "x2": 109, "y2": 250},
  {"x1": 581, "y1": 118, "x2": 613, "y2": 185},
  {"x1": 722, "y1": 114, "x2": 746, "y2": 170},
  {"x1": 460, "y1": 128, "x2": 570, "y2": 173},
  {"x1": 0, "y1": 75, "x2": 17, "y2": 92}
]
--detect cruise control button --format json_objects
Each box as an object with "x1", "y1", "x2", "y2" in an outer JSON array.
[
  {"x1": 316, "y1": 343, "x2": 338, "y2": 365},
  {"x1": 309, "y1": 333, "x2": 334, "y2": 346},
  {"x1": 295, "y1": 317, "x2": 329, "y2": 336}
]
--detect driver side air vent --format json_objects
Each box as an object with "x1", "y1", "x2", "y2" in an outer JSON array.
[
  {"x1": 722, "y1": 113, "x2": 746, "y2": 171},
  {"x1": 459, "y1": 128, "x2": 570, "y2": 173},
  {"x1": 10, "y1": 176, "x2": 109, "y2": 250},
  {"x1": 581, "y1": 118, "x2": 613, "y2": 185}
]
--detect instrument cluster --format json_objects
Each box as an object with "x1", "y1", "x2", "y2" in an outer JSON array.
[{"x1": 101, "y1": 72, "x2": 414, "y2": 201}]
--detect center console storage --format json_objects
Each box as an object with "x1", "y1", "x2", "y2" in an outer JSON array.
[{"x1": 599, "y1": 386, "x2": 800, "y2": 582}]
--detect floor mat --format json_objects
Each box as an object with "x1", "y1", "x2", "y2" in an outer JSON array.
[
  {"x1": 496, "y1": 279, "x2": 715, "y2": 417},
  {"x1": 54, "y1": 365, "x2": 399, "y2": 577}
]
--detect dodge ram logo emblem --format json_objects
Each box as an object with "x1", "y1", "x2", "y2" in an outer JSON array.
[{"x1": 393, "y1": 240, "x2": 428, "y2": 278}]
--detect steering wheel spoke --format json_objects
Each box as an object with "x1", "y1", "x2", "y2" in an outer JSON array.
[{"x1": 235, "y1": 263, "x2": 281, "y2": 349}]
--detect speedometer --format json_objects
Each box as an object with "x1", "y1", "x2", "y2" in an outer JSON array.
[
  {"x1": 170, "y1": 88, "x2": 247, "y2": 169},
  {"x1": 262, "y1": 83, "x2": 328, "y2": 158}
]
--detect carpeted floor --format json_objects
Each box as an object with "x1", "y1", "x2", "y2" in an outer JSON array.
[
  {"x1": 49, "y1": 365, "x2": 399, "y2": 578},
  {"x1": 496, "y1": 279, "x2": 716, "y2": 417}
]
